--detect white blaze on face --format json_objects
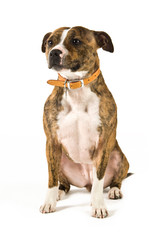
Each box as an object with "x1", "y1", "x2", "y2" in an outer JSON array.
[{"x1": 49, "y1": 29, "x2": 70, "y2": 62}]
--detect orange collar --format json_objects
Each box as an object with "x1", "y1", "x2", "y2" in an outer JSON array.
[{"x1": 47, "y1": 68, "x2": 101, "y2": 90}]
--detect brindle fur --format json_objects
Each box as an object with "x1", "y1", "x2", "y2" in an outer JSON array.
[
  {"x1": 42, "y1": 26, "x2": 129, "y2": 194},
  {"x1": 43, "y1": 87, "x2": 64, "y2": 188}
]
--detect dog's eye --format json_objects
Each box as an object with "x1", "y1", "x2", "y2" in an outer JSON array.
[
  {"x1": 72, "y1": 38, "x2": 82, "y2": 46},
  {"x1": 48, "y1": 40, "x2": 53, "y2": 46}
]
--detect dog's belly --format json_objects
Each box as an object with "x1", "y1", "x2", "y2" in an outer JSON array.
[
  {"x1": 60, "y1": 153, "x2": 118, "y2": 189},
  {"x1": 57, "y1": 87, "x2": 100, "y2": 164},
  {"x1": 61, "y1": 153, "x2": 93, "y2": 188}
]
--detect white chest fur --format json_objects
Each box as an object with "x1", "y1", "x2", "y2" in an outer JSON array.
[{"x1": 57, "y1": 86, "x2": 100, "y2": 164}]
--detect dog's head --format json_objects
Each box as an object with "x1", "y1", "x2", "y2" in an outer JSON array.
[{"x1": 41, "y1": 26, "x2": 114, "y2": 79}]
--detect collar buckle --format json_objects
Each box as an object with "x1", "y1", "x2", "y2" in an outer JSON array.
[{"x1": 67, "y1": 79, "x2": 84, "y2": 90}]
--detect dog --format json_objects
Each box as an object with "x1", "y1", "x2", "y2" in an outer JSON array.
[{"x1": 40, "y1": 26, "x2": 130, "y2": 218}]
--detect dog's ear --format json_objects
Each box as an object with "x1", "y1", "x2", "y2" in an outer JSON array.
[
  {"x1": 41, "y1": 32, "x2": 52, "y2": 53},
  {"x1": 94, "y1": 31, "x2": 114, "y2": 53}
]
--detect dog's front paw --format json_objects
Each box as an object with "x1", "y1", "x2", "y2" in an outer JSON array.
[
  {"x1": 92, "y1": 204, "x2": 108, "y2": 218},
  {"x1": 108, "y1": 187, "x2": 123, "y2": 199},
  {"x1": 40, "y1": 187, "x2": 58, "y2": 214},
  {"x1": 40, "y1": 202, "x2": 56, "y2": 214},
  {"x1": 91, "y1": 198, "x2": 108, "y2": 218}
]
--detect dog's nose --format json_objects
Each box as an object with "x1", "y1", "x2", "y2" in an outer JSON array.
[
  {"x1": 50, "y1": 49, "x2": 62, "y2": 58},
  {"x1": 49, "y1": 49, "x2": 62, "y2": 69}
]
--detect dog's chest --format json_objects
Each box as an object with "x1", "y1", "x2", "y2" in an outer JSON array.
[{"x1": 57, "y1": 86, "x2": 100, "y2": 164}]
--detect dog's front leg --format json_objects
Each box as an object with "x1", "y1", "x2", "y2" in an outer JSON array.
[
  {"x1": 91, "y1": 167, "x2": 108, "y2": 218},
  {"x1": 91, "y1": 125, "x2": 116, "y2": 218},
  {"x1": 40, "y1": 138, "x2": 61, "y2": 214}
]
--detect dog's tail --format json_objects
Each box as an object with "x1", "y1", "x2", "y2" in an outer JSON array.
[{"x1": 126, "y1": 172, "x2": 134, "y2": 178}]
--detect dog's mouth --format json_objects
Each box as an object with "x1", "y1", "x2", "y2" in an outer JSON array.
[
  {"x1": 49, "y1": 61, "x2": 81, "y2": 72},
  {"x1": 49, "y1": 63, "x2": 63, "y2": 71},
  {"x1": 48, "y1": 50, "x2": 82, "y2": 72},
  {"x1": 48, "y1": 56, "x2": 63, "y2": 70}
]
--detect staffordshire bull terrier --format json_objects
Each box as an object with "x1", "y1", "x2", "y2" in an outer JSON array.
[{"x1": 40, "y1": 26, "x2": 130, "y2": 218}]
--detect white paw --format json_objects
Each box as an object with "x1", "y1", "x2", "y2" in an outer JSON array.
[
  {"x1": 108, "y1": 187, "x2": 123, "y2": 199},
  {"x1": 57, "y1": 190, "x2": 65, "y2": 201},
  {"x1": 91, "y1": 169, "x2": 108, "y2": 218},
  {"x1": 40, "y1": 202, "x2": 56, "y2": 214},
  {"x1": 40, "y1": 186, "x2": 58, "y2": 214},
  {"x1": 91, "y1": 198, "x2": 108, "y2": 218}
]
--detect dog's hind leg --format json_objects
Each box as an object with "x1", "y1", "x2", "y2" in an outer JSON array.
[
  {"x1": 107, "y1": 141, "x2": 129, "y2": 199},
  {"x1": 58, "y1": 170, "x2": 70, "y2": 200}
]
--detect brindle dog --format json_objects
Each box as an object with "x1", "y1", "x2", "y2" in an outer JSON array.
[{"x1": 40, "y1": 26, "x2": 130, "y2": 218}]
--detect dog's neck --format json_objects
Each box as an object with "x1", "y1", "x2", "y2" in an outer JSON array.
[
  {"x1": 58, "y1": 69, "x2": 88, "y2": 81},
  {"x1": 57, "y1": 65, "x2": 100, "y2": 81}
]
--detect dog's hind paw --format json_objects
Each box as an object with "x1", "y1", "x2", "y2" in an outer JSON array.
[
  {"x1": 57, "y1": 189, "x2": 65, "y2": 201},
  {"x1": 108, "y1": 187, "x2": 123, "y2": 199}
]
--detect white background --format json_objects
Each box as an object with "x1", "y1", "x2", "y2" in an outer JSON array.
[{"x1": 0, "y1": 0, "x2": 159, "y2": 239}]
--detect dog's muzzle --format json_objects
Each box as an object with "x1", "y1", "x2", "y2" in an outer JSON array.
[{"x1": 49, "y1": 49, "x2": 62, "y2": 69}]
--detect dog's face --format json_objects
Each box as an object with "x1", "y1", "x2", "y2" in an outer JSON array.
[{"x1": 41, "y1": 26, "x2": 114, "y2": 77}]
